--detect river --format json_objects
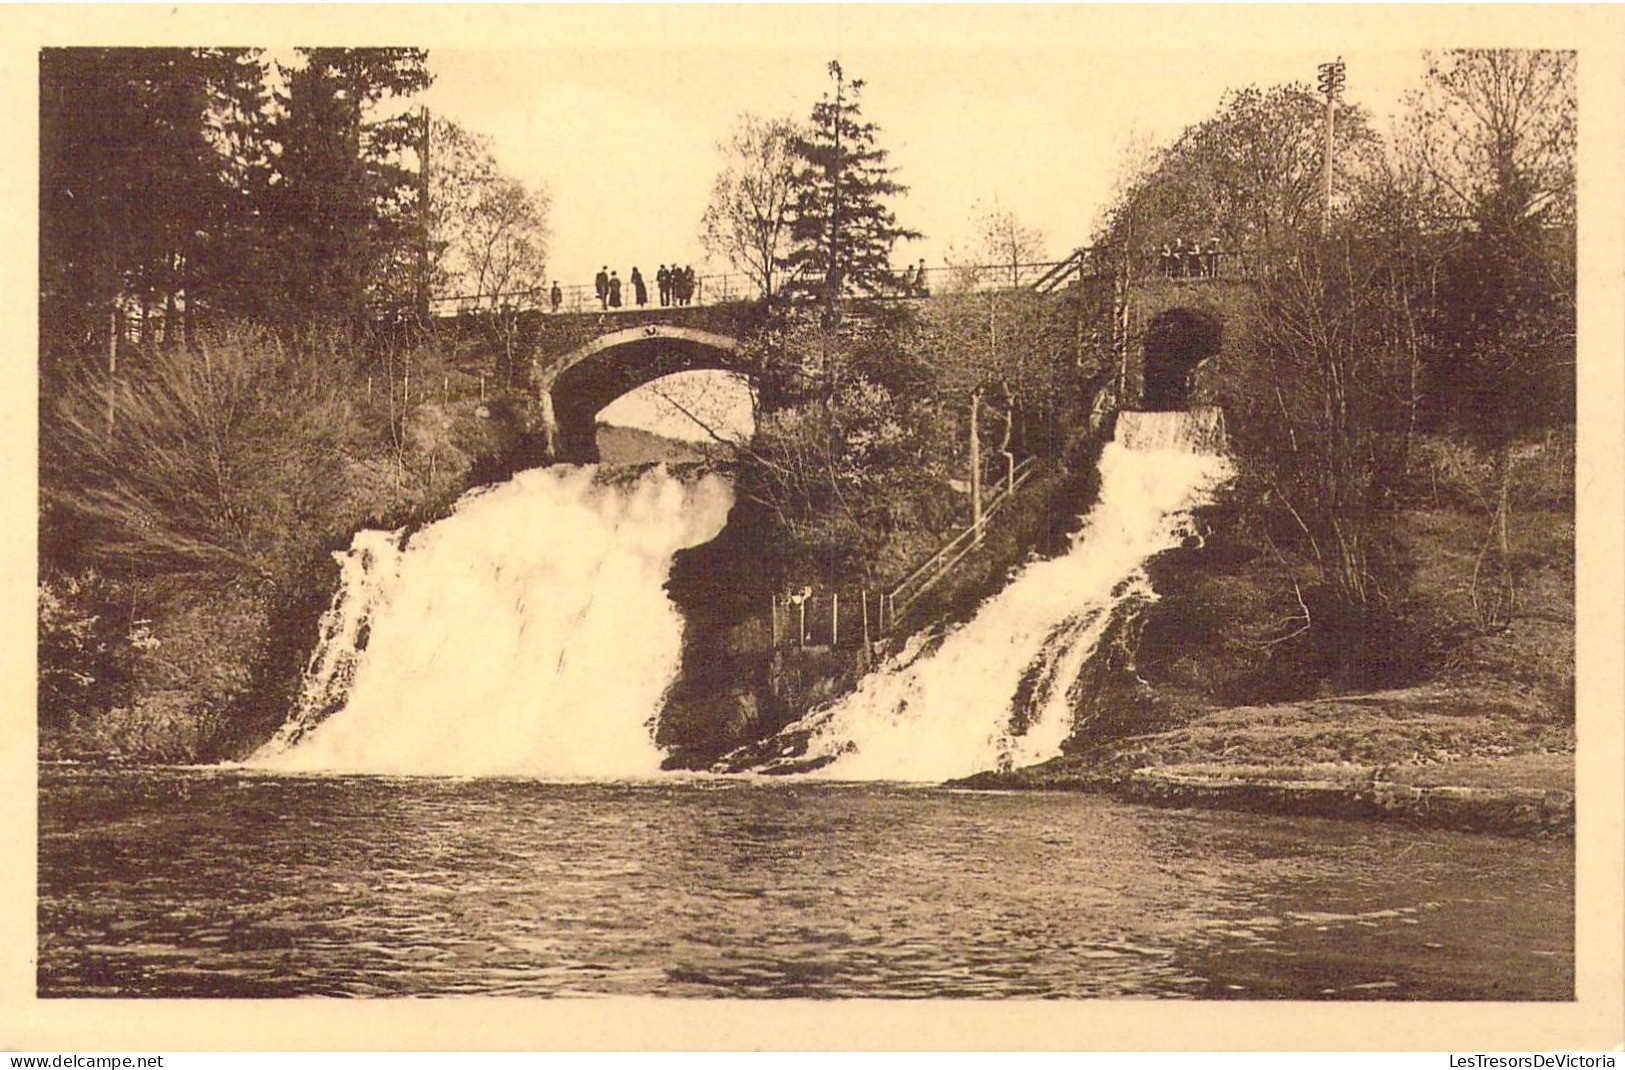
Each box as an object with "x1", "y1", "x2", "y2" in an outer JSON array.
[{"x1": 37, "y1": 766, "x2": 1572, "y2": 999}]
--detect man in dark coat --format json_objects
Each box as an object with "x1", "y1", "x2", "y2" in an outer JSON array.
[
  {"x1": 550, "y1": 281, "x2": 563, "y2": 313},
  {"x1": 631, "y1": 266, "x2": 648, "y2": 307},
  {"x1": 608, "y1": 271, "x2": 622, "y2": 309},
  {"x1": 657, "y1": 265, "x2": 671, "y2": 307},
  {"x1": 595, "y1": 267, "x2": 610, "y2": 309}
]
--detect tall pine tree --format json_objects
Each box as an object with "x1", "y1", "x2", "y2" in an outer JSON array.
[
  {"x1": 269, "y1": 48, "x2": 431, "y2": 326},
  {"x1": 778, "y1": 62, "x2": 919, "y2": 319},
  {"x1": 40, "y1": 48, "x2": 267, "y2": 372}
]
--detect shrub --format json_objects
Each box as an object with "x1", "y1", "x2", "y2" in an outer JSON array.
[
  {"x1": 42, "y1": 325, "x2": 367, "y2": 585},
  {"x1": 38, "y1": 571, "x2": 137, "y2": 733}
]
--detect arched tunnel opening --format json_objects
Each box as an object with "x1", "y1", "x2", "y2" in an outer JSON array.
[
  {"x1": 544, "y1": 329, "x2": 744, "y2": 463},
  {"x1": 1142, "y1": 308, "x2": 1222, "y2": 410}
]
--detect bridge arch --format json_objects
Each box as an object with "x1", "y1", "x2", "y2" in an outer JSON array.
[
  {"x1": 536, "y1": 324, "x2": 744, "y2": 462},
  {"x1": 1142, "y1": 307, "x2": 1222, "y2": 410}
]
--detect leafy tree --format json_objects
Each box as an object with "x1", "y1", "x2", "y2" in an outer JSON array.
[
  {"x1": 731, "y1": 309, "x2": 955, "y2": 588},
  {"x1": 1096, "y1": 83, "x2": 1380, "y2": 269},
  {"x1": 38, "y1": 571, "x2": 139, "y2": 732},
  {"x1": 700, "y1": 113, "x2": 800, "y2": 303},
  {"x1": 268, "y1": 48, "x2": 432, "y2": 326},
  {"x1": 1407, "y1": 49, "x2": 1576, "y2": 627},
  {"x1": 778, "y1": 62, "x2": 920, "y2": 316}
]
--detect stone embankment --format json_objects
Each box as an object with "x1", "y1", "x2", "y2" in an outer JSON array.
[{"x1": 952, "y1": 761, "x2": 1574, "y2": 838}]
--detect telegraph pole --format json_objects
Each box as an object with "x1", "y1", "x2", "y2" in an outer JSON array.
[
  {"x1": 969, "y1": 388, "x2": 983, "y2": 545},
  {"x1": 417, "y1": 105, "x2": 431, "y2": 323},
  {"x1": 1317, "y1": 58, "x2": 1346, "y2": 233}
]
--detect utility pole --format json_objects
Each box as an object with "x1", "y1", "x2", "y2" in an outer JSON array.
[
  {"x1": 970, "y1": 387, "x2": 983, "y2": 545},
  {"x1": 1317, "y1": 58, "x2": 1346, "y2": 233},
  {"x1": 417, "y1": 105, "x2": 431, "y2": 323}
]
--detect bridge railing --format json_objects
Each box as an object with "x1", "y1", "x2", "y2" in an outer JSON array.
[
  {"x1": 426, "y1": 256, "x2": 1116, "y2": 320},
  {"x1": 427, "y1": 271, "x2": 764, "y2": 318}
]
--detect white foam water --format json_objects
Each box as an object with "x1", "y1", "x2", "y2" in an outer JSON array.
[
  {"x1": 766, "y1": 410, "x2": 1233, "y2": 782},
  {"x1": 252, "y1": 465, "x2": 733, "y2": 777}
]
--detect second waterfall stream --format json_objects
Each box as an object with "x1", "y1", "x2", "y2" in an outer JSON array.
[
  {"x1": 741, "y1": 408, "x2": 1233, "y2": 780},
  {"x1": 254, "y1": 409, "x2": 1231, "y2": 781}
]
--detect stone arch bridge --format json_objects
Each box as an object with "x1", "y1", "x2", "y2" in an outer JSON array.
[
  {"x1": 429, "y1": 272, "x2": 1260, "y2": 462},
  {"x1": 536, "y1": 321, "x2": 753, "y2": 461}
]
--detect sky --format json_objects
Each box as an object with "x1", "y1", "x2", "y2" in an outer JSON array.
[{"x1": 418, "y1": 44, "x2": 1430, "y2": 292}]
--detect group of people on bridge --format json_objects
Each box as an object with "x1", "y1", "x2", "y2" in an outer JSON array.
[
  {"x1": 1159, "y1": 238, "x2": 1225, "y2": 279},
  {"x1": 592, "y1": 264, "x2": 698, "y2": 310}
]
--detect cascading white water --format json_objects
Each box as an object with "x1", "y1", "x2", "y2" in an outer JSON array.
[
  {"x1": 750, "y1": 409, "x2": 1233, "y2": 782},
  {"x1": 252, "y1": 464, "x2": 733, "y2": 777}
]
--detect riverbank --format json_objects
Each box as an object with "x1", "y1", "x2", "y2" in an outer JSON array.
[{"x1": 951, "y1": 681, "x2": 1575, "y2": 837}]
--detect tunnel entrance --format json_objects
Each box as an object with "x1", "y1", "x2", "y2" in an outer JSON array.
[
  {"x1": 1142, "y1": 308, "x2": 1222, "y2": 410},
  {"x1": 540, "y1": 326, "x2": 742, "y2": 462}
]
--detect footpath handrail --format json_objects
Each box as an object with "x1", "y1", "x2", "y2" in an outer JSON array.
[
  {"x1": 1030, "y1": 249, "x2": 1089, "y2": 294},
  {"x1": 886, "y1": 455, "x2": 1041, "y2": 623}
]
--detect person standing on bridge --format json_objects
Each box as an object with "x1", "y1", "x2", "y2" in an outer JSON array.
[
  {"x1": 657, "y1": 265, "x2": 671, "y2": 307},
  {"x1": 631, "y1": 266, "x2": 648, "y2": 307},
  {"x1": 550, "y1": 281, "x2": 563, "y2": 313},
  {"x1": 608, "y1": 271, "x2": 623, "y2": 309},
  {"x1": 595, "y1": 266, "x2": 610, "y2": 309},
  {"x1": 1184, "y1": 238, "x2": 1203, "y2": 279}
]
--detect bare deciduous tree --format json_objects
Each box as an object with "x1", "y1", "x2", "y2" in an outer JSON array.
[
  {"x1": 974, "y1": 201, "x2": 1048, "y2": 288},
  {"x1": 428, "y1": 117, "x2": 551, "y2": 309},
  {"x1": 1410, "y1": 49, "x2": 1575, "y2": 236},
  {"x1": 426, "y1": 116, "x2": 550, "y2": 385},
  {"x1": 700, "y1": 114, "x2": 800, "y2": 303}
]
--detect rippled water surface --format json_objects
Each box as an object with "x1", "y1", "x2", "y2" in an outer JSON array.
[{"x1": 38, "y1": 767, "x2": 1572, "y2": 998}]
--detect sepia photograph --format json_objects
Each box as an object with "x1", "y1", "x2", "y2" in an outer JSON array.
[{"x1": 8, "y1": 2, "x2": 1624, "y2": 1053}]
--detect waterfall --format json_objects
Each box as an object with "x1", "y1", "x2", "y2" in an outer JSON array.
[
  {"x1": 252, "y1": 464, "x2": 733, "y2": 777},
  {"x1": 732, "y1": 409, "x2": 1233, "y2": 782}
]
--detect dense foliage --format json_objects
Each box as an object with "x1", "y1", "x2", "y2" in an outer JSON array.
[
  {"x1": 1100, "y1": 50, "x2": 1575, "y2": 681},
  {"x1": 39, "y1": 48, "x2": 549, "y2": 380}
]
